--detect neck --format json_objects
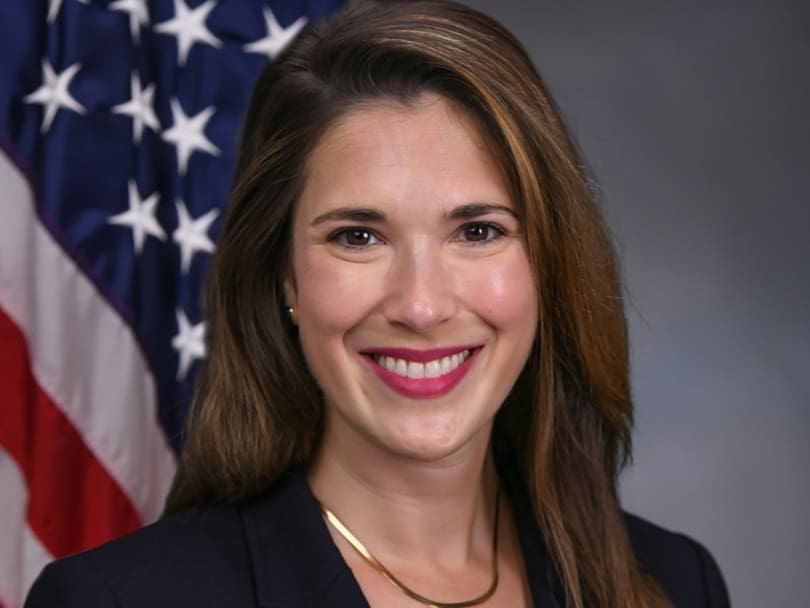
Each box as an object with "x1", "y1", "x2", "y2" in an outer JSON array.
[{"x1": 308, "y1": 419, "x2": 498, "y2": 567}]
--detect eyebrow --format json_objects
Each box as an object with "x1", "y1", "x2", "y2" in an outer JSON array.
[
  {"x1": 310, "y1": 202, "x2": 517, "y2": 227},
  {"x1": 447, "y1": 203, "x2": 518, "y2": 220},
  {"x1": 310, "y1": 207, "x2": 385, "y2": 227}
]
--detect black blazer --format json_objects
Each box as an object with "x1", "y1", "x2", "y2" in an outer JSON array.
[{"x1": 25, "y1": 468, "x2": 730, "y2": 607}]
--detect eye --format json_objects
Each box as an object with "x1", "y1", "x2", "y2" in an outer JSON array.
[
  {"x1": 457, "y1": 222, "x2": 505, "y2": 244},
  {"x1": 330, "y1": 228, "x2": 381, "y2": 248}
]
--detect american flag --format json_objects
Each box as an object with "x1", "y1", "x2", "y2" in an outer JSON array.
[{"x1": 0, "y1": 1, "x2": 345, "y2": 605}]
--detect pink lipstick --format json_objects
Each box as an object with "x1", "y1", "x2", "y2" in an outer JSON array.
[{"x1": 360, "y1": 346, "x2": 482, "y2": 399}]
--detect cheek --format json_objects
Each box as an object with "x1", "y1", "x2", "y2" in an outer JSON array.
[
  {"x1": 462, "y1": 250, "x2": 538, "y2": 327},
  {"x1": 293, "y1": 248, "x2": 383, "y2": 332}
]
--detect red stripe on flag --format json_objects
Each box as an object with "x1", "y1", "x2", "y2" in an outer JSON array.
[{"x1": 0, "y1": 305, "x2": 142, "y2": 558}]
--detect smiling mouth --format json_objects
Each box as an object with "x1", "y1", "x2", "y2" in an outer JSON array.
[
  {"x1": 361, "y1": 346, "x2": 481, "y2": 399},
  {"x1": 370, "y1": 349, "x2": 473, "y2": 379}
]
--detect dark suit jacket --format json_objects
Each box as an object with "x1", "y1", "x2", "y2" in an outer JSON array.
[{"x1": 25, "y1": 467, "x2": 730, "y2": 607}]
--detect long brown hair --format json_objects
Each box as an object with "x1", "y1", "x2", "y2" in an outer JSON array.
[{"x1": 166, "y1": 2, "x2": 669, "y2": 606}]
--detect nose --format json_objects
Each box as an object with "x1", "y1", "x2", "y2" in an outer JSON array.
[{"x1": 383, "y1": 245, "x2": 457, "y2": 332}]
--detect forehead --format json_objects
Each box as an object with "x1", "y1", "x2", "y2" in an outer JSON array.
[
  {"x1": 298, "y1": 93, "x2": 511, "y2": 216},
  {"x1": 316, "y1": 93, "x2": 482, "y2": 151}
]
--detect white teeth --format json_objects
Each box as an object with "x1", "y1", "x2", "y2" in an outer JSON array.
[
  {"x1": 407, "y1": 361, "x2": 424, "y2": 378},
  {"x1": 373, "y1": 350, "x2": 472, "y2": 379},
  {"x1": 440, "y1": 356, "x2": 453, "y2": 375},
  {"x1": 395, "y1": 358, "x2": 408, "y2": 376},
  {"x1": 424, "y1": 360, "x2": 442, "y2": 378}
]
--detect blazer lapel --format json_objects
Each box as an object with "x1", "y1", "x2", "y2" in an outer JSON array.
[{"x1": 238, "y1": 471, "x2": 371, "y2": 608}]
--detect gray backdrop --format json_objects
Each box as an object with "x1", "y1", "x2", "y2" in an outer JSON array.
[{"x1": 458, "y1": 1, "x2": 810, "y2": 606}]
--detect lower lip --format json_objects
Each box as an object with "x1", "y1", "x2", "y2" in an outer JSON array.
[{"x1": 363, "y1": 349, "x2": 481, "y2": 399}]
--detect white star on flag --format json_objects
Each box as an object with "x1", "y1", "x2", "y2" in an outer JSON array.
[
  {"x1": 108, "y1": 181, "x2": 167, "y2": 253},
  {"x1": 24, "y1": 60, "x2": 86, "y2": 133},
  {"x1": 243, "y1": 7, "x2": 307, "y2": 59},
  {"x1": 154, "y1": 0, "x2": 222, "y2": 66},
  {"x1": 47, "y1": 0, "x2": 89, "y2": 24},
  {"x1": 112, "y1": 72, "x2": 160, "y2": 144},
  {"x1": 162, "y1": 97, "x2": 220, "y2": 175},
  {"x1": 172, "y1": 308, "x2": 206, "y2": 381},
  {"x1": 173, "y1": 199, "x2": 219, "y2": 274},
  {"x1": 110, "y1": 0, "x2": 150, "y2": 43}
]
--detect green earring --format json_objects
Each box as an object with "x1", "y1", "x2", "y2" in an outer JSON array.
[{"x1": 283, "y1": 306, "x2": 298, "y2": 325}]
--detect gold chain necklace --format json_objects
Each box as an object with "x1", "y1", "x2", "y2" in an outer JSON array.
[{"x1": 318, "y1": 486, "x2": 501, "y2": 608}]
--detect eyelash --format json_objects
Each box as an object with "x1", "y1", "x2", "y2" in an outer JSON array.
[
  {"x1": 456, "y1": 222, "x2": 507, "y2": 245},
  {"x1": 329, "y1": 228, "x2": 383, "y2": 249},
  {"x1": 328, "y1": 222, "x2": 508, "y2": 250}
]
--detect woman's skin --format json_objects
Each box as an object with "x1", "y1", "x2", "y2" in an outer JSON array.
[{"x1": 285, "y1": 93, "x2": 537, "y2": 607}]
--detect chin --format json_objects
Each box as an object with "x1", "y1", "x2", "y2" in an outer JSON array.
[{"x1": 373, "y1": 415, "x2": 492, "y2": 465}]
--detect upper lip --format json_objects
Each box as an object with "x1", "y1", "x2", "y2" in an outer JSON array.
[{"x1": 360, "y1": 345, "x2": 480, "y2": 363}]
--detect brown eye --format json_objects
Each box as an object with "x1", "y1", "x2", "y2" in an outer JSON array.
[
  {"x1": 332, "y1": 228, "x2": 380, "y2": 248},
  {"x1": 345, "y1": 229, "x2": 371, "y2": 246},
  {"x1": 460, "y1": 223, "x2": 503, "y2": 243},
  {"x1": 463, "y1": 224, "x2": 489, "y2": 241}
]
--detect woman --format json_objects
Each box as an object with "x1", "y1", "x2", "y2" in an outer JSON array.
[{"x1": 25, "y1": 2, "x2": 730, "y2": 607}]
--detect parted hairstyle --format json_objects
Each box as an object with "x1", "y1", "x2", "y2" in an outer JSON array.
[{"x1": 165, "y1": 2, "x2": 670, "y2": 607}]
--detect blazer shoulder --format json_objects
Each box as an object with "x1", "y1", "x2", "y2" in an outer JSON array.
[
  {"x1": 25, "y1": 505, "x2": 254, "y2": 608},
  {"x1": 624, "y1": 512, "x2": 731, "y2": 608}
]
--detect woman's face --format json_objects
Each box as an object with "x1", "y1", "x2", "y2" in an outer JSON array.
[{"x1": 286, "y1": 93, "x2": 538, "y2": 463}]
